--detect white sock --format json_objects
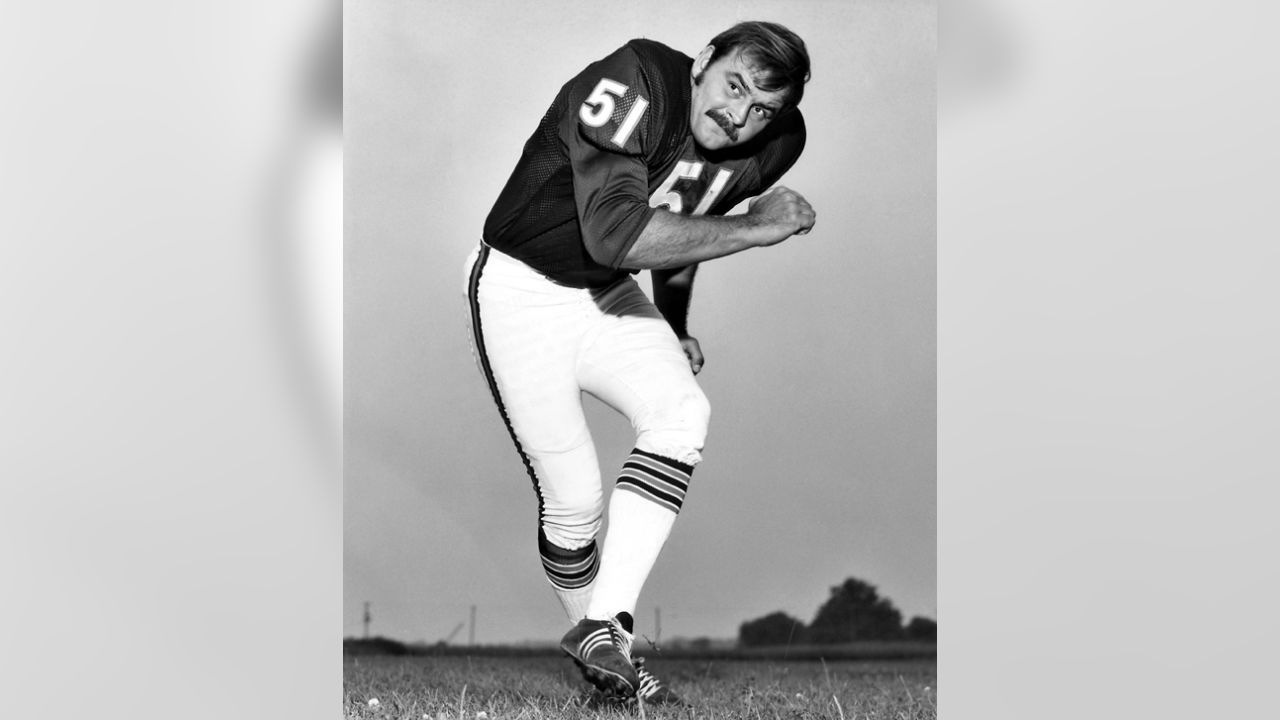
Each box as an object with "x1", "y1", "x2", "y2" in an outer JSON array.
[
  {"x1": 586, "y1": 449, "x2": 692, "y2": 620},
  {"x1": 553, "y1": 582, "x2": 594, "y2": 625}
]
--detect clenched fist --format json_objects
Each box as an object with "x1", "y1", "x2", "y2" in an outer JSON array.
[{"x1": 746, "y1": 186, "x2": 816, "y2": 246}]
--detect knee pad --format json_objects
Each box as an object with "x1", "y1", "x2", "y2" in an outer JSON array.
[
  {"x1": 635, "y1": 387, "x2": 711, "y2": 466},
  {"x1": 538, "y1": 500, "x2": 603, "y2": 551},
  {"x1": 536, "y1": 478, "x2": 603, "y2": 591}
]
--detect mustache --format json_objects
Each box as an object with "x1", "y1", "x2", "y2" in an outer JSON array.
[{"x1": 706, "y1": 110, "x2": 739, "y2": 142}]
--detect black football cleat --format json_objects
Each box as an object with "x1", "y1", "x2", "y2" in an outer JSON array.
[{"x1": 559, "y1": 616, "x2": 639, "y2": 698}]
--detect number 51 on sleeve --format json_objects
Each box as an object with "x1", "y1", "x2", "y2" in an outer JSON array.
[{"x1": 579, "y1": 78, "x2": 649, "y2": 148}]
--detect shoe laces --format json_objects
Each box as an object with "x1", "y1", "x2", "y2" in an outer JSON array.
[
  {"x1": 633, "y1": 657, "x2": 661, "y2": 698},
  {"x1": 608, "y1": 617, "x2": 634, "y2": 658}
]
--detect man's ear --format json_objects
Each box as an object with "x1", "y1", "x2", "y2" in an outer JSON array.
[{"x1": 693, "y1": 45, "x2": 715, "y2": 77}]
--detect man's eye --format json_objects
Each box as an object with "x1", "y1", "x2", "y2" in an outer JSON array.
[{"x1": 728, "y1": 82, "x2": 740, "y2": 95}]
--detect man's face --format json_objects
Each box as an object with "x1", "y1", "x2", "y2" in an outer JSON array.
[{"x1": 689, "y1": 46, "x2": 790, "y2": 151}]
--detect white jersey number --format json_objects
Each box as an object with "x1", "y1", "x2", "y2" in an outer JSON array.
[
  {"x1": 579, "y1": 78, "x2": 649, "y2": 148},
  {"x1": 649, "y1": 161, "x2": 733, "y2": 215}
]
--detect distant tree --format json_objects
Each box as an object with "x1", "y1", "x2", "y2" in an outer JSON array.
[
  {"x1": 342, "y1": 636, "x2": 409, "y2": 656},
  {"x1": 806, "y1": 577, "x2": 904, "y2": 643},
  {"x1": 905, "y1": 616, "x2": 937, "y2": 642},
  {"x1": 738, "y1": 611, "x2": 806, "y2": 647}
]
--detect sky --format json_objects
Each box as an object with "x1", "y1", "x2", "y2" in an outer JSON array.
[{"x1": 345, "y1": 0, "x2": 936, "y2": 645}]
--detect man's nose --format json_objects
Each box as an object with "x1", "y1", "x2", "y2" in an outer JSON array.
[{"x1": 727, "y1": 98, "x2": 751, "y2": 126}]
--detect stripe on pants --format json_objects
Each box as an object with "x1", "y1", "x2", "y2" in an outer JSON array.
[{"x1": 467, "y1": 243, "x2": 545, "y2": 514}]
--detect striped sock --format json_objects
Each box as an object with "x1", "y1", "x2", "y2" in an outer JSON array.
[
  {"x1": 587, "y1": 449, "x2": 694, "y2": 621},
  {"x1": 615, "y1": 448, "x2": 693, "y2": 512},
  {"x1": 539, "y1": 528, "x2": 599, "y2": 623}
]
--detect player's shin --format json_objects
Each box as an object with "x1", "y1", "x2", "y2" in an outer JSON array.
[{"x1": 587, "y1": 449, "x2": 693, "y2": 621}]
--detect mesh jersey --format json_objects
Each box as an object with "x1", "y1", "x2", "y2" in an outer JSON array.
[{"x1": 483, "y1": 38, "x2": 807, "y2": 289}]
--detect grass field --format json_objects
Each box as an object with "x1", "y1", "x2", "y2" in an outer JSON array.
[{"x1": 343, "y1": 653, "x2": 936, "y2": 719}]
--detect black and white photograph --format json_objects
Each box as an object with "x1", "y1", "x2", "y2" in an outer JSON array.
[{"x1": 344, "y1": 1, "x2": 936, "y2": 716}]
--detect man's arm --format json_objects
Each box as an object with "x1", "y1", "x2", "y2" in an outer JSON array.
[
  {"x1": 652, "y1": 264, "x2": 705, "y2": 374},
  {"x1": 652, "y1": 264, "x2": 696, "y2": 337},
  {"x1": 620, "y1": 185, "x2": 815, "y2": 270}
]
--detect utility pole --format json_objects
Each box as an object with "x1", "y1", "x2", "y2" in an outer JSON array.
[
  {"x1": 363, "y1": 602, "x2": 371, "y2": 639},
  {"x1": 469, "y1": 604, "x2": 476, "y2": 646},
  {"x1": 654, "y1": 607, "x2": 662, "y2": 646}
]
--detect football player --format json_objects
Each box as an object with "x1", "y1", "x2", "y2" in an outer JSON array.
[{"x1": 463, "y1": 21, "x2": 814, "y2": 704}]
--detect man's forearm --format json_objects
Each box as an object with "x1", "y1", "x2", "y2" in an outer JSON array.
[
  {"x1": 619, "y1": 186, "x2": 815, "y2": 270},
  {"x1": 620, "y1": 210, "x2": 772, "y2": 270},
  {"x1": 651, "y1": 265, "x2": 698, "y2": 337}
]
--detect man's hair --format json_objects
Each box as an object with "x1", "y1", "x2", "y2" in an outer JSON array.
[{"x1": 705, "y1": 21, "x2": 811, "y2": 109}]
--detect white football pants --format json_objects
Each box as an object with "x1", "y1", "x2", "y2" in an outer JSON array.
[{"x1": 462, "y1": 242, "x2": 710, "y2": 621}]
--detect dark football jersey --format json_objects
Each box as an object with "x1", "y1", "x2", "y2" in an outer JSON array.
[{"x1": 483, "y1": 38, "x2": 806, "y2": 289}]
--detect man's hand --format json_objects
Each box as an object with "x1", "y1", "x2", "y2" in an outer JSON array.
[
  {"x1": 746, "y1": 186, "x2": 816, "y2": 245},
  {"x1": 679, "y1": 335, "x2": 705, "y2": 375}
]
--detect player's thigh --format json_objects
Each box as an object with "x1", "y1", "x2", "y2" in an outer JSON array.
[
  {"x1": 578, "y1": 297, "x2": 708, "y2": 441},
  {"x1": 469, "y1": 267, "x2": 606, "y2": 509},
  {"x1": 476, "y1": 304, "x2": 590, "y2": 451}
]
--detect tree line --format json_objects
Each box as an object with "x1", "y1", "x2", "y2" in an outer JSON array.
[{"x1": 738, "y1": 577, "x2": 936, "y2": 647}]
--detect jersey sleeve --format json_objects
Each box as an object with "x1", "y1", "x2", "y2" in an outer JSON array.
[
  {"x1": 756, "y1": 110, "x2": 807, "y2": 188},
  {"x1": 559, "y1": 45, "x2": 661, "y2": 269}
]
